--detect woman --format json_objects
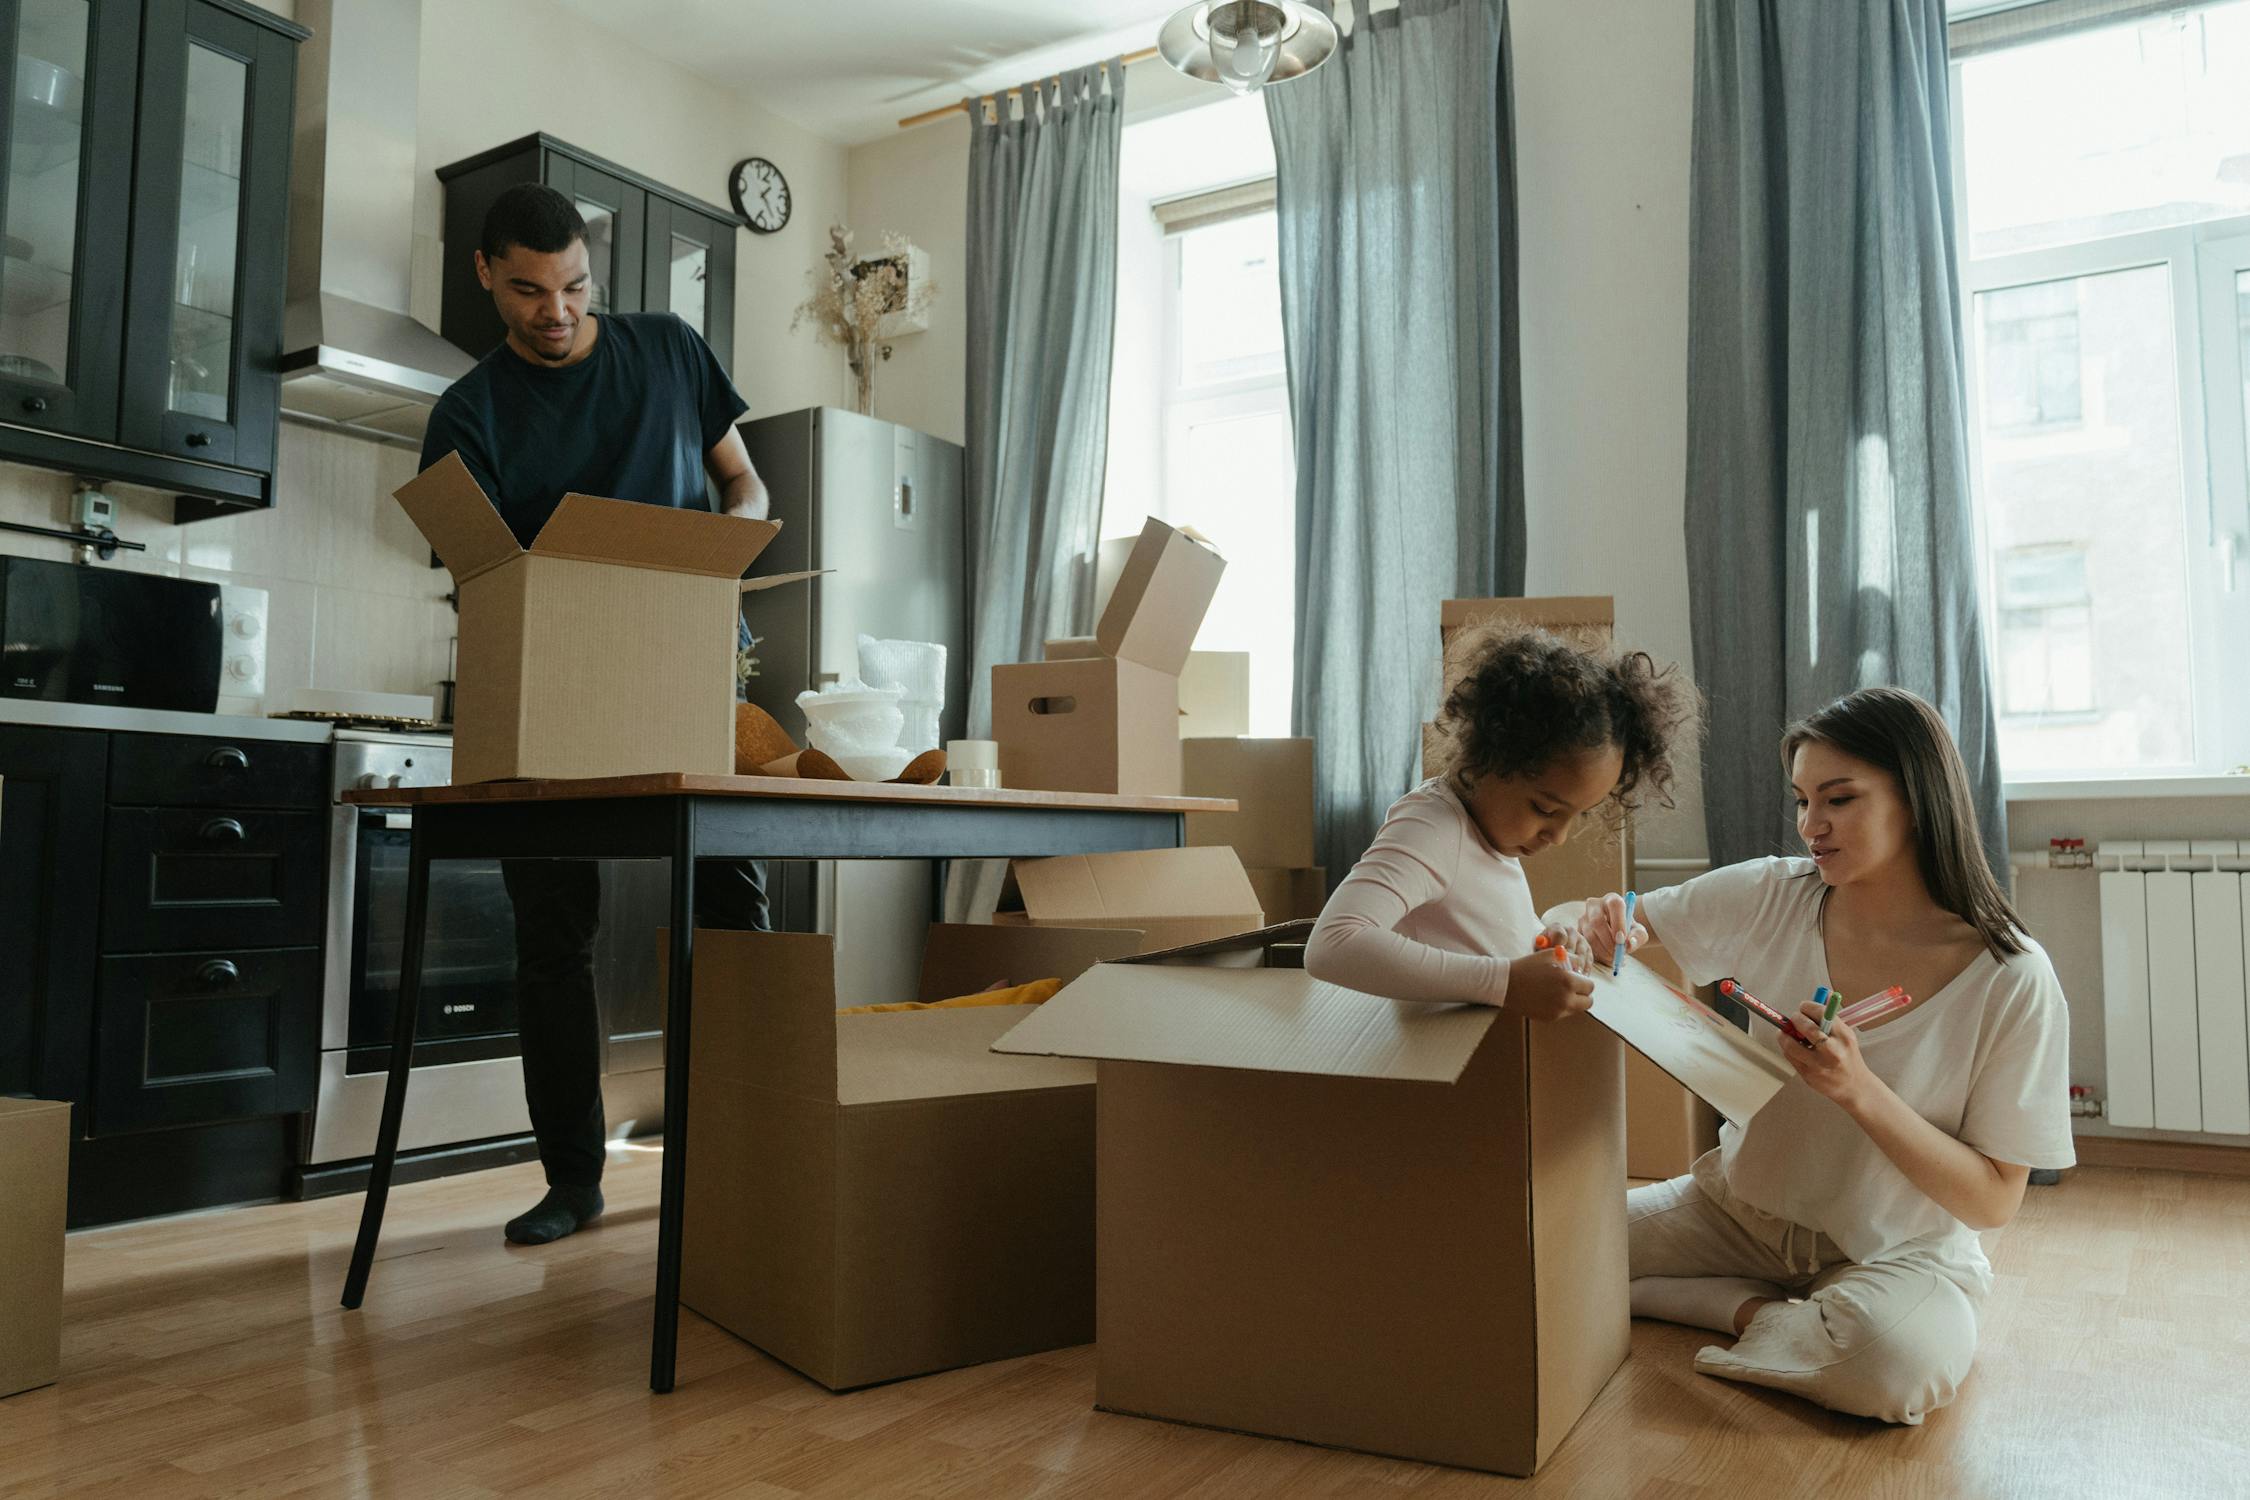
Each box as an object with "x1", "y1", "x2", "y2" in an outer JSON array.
[{"x1": 1581, "y1": 687, "x2": 2072, "y2": 1424}]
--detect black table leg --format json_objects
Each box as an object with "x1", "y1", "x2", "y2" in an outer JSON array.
[
  {"x1": 650, "y1": 800, "x2": 698, "y2": 1392},
  {"x1": 341, "y1": 819, "x2": 432, "y2": 1309}
]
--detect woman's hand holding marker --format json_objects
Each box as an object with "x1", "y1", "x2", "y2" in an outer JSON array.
[
  {"x1": 1577, "y1": 892, "x2": 1649, "y2": 968},
  {"x1": 1779, "y1": 995, "x2": 1878, "y2": 1110}
]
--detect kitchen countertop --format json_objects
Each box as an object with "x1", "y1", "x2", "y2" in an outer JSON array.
[{"x1": 0, "y1": 699, "x2": 337, "y2": 743}]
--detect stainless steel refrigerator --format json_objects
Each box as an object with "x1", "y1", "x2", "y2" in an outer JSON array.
[{"x1": 737, "y1": 406, "x2": 967, "y2": 1006}]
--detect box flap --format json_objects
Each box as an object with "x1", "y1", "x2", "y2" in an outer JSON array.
[
  {"x1": 1094, "y1": 519, "x2": 1227, "y2": 674},
  {"x1": 1042, "y1": 636, "x2": 1103, "y2": 660},
  {"x1": 529, "y1": 492, "x2": 779, "y2": 578},
  {"x1": 1122, "y1": 919, "x2": 1317, "y2": 965},
  {"x1": 1007, "y1": 847, "x2": 1260, "y2": 926},
  {"x1": 916, "y1": 922, "x2": 1143, "y2": 1003},
  {"x1": 741, "y1": 568, "x2": 830, "y2": 594},
  {"x1": 391, "y1": 452, "x2": 522, "y2": 583},
  {"x1": 992, "y1": 963, "x2": 1497, "y2": 1082},
  {"x1": 665, "y1": 928, "x2": 839, "y2": 1101},
  {"x1": 837, "y1": 1006, "x2": 1095, "y2": 1105}
]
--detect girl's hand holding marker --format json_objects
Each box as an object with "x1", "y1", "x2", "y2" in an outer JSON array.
[
  {"x1": 1577, "y1": 891, "x2": 1650, "y2": 969},
  {"x1": 1511, "y1": 929, "x2": 1594, "y2": 1022}
]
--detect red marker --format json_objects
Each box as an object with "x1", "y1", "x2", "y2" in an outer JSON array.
[
  {"x1": 1719, "y1": 978, "x2": 1818, "y2": 1048},
  {"x1": 1840, "y1": 985, "x2": 1912, "y2": 1027}
]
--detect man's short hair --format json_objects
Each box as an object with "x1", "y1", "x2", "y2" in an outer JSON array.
[{"x1": 480, "y1": 183, "x2": 587, "y2": 262}]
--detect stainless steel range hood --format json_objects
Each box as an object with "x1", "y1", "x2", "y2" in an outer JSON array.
[{"x1": 279, "y1": 0, "x2": 472, "y2": 446}]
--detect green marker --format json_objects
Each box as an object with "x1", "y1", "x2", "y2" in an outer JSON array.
[{"x1": 1817, "y1": 986, "x2": 1839, "y2": 1037}]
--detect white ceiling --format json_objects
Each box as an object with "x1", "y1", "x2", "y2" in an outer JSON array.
[{"x1": 548, "y1": 0, "x2": 1184, "y2": 146}]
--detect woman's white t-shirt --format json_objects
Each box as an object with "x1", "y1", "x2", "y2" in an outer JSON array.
[{"x1": 1638, "y1": 857, "x2": 2075, "y2": 1284}]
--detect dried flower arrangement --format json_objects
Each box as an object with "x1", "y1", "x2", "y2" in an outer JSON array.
[{"x1": 792, "y1": 226, "x2": 936, "y2": 416}]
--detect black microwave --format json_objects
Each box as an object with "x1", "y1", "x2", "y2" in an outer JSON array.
[{"x1": 0, "y1": 556, "x2": 223, "y2": 712}]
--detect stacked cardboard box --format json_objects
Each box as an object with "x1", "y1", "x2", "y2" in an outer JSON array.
[
  {"x1": 1425, "y1": 596, "x2": 1714, "y2": 1180},
  {"x1": 995, "y1": 518, "x2": 1225, "y2": 796},
  {"x1": 1182, "y1": 737, "x2": 1325, "y2": 922},
  {"x1": 680, "y1": 922, "x2": 1141, "y2": 1391},
  {"x1": 0, "y1": 1096, "x2": 68, "y2": 1400},
  {"x1": 393, "y1": 454, "x2": 820, "y2": 783},
  {"x1": 995, "y1": 923, "x2": 1627, "y2": 1476}
]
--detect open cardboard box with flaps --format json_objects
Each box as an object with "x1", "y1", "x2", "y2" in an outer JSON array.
[{"x1": 992, "y1": 920, "x2": 1629, "y2": 1476}]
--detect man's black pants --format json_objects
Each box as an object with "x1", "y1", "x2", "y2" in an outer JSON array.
[{"x1": 502, "y1": 857, "x2": 770, "y2": 1188}]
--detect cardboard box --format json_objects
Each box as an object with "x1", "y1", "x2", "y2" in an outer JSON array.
[
  {"x1": 1178, "y1": 650, "x2": 1251, "y2": 738},
  {"x1": 1244, "y1": 866, "x2": 1326, "y2": 923},
  {"x1": 994, "y1": 924, "x2": 1628, "y2": 1476},
  {"x1": 681, "y1": 922, "x2": 1140, "y2": 1391},
  {"x1": 994, "y1": 846, "x2": 1263, "y2": 954},
  {"x1": 395, "y1": 453, "x2": 817, "y2": 783},
  {"x1": 993, "y1": 519, "x2": 1225, "y2": 795},
  {"x1": 1183, "y1": 737, "x2": 1315, "y2": 869},
  {"x1": 1439, "y1": 595, "x2": 1615, "y2": 696},
  {"x1": 0, "y1": 1096, "x2": 68, "y2": 1400}
]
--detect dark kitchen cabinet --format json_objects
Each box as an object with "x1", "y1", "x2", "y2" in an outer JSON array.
[
  {"x1": 92, "y1": 943, "x2": 318, "y2": 1134},
  {"x1": 100, "y1": 804, "x2": 324, "y2": 952},
  {"x1": 0, "y1": 724, "x2": 105, "y2": 1121},
  {"x1": 0, "y1": 0, "x2": 303, "y2": 520},
  {"x1": 438, "y1": 133, "x2": 739, "y2": 374}
]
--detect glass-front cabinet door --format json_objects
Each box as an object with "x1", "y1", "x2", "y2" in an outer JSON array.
[
  {"x1": 119, "y1": 0, "x2": 289, "y2": 473},
  {"x1": 0, "y1": 0, "x2": 135, "y2": 440},
  {"x1": 547, "y1": 153, "x2": 644, "y2": 317},
  {"x1": 643, "y1": 197, "x2": 735, "y2": 374}
]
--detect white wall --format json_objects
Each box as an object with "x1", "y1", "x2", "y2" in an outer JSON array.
[
  {"x1": 844, "y1": 117, "x2": 971, "y2": 443},
  {"x1": 1512, "y1": 0, "x2": 1704, "y2": 863}
]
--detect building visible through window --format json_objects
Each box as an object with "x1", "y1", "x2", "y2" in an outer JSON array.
[{"x1": 1997, "y1": 545, "x2": 2095, "y2": 716}]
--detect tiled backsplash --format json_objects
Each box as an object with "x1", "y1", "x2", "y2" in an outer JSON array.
[{"x1": 0, "y1": 424, "x2": 455, "y2": 713}]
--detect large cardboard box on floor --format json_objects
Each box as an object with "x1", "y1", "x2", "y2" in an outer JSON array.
[
  {"x1": 993, "y1": 518, "x2": 1225, "y2": 795},
  {"x1": 0, "y1": 1096, "x2": 68, "y2": 1400},
  {"x1": 993, "y1": 845, "x2": 1263, "y2": 954},
  {"x1": 395, "y1": 453, "x2": 818, "y2": 784},
  {"x1": 994, "y1": 923, "x2": 1628, "y2": 1476},
  {"x1": 680, "y1": 921, "x2": 1140, "y2": 1391},
  {"x1": 1182, "y1": 736, "x2": 1315, "y2": 869}
]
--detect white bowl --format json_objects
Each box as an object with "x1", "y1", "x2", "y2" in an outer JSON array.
[
  {"x1": 796, "y1": 685, "x2": 903, "y2": 754},
  {"x1": 829, "y1": 748, "x2": 914, "y2": 782}
]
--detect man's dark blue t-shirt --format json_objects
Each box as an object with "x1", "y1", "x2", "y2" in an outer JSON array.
[{"x1": 417, "y1": 311, "x2": 746, "y2": 544}]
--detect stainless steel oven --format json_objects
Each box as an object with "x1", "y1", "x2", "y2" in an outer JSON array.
[{"x1": 308, "y1": 728, "x2": 670, "y2": 1167}]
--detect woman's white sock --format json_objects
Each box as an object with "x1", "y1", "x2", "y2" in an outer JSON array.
[{"x1": 1629, "y1": 1275, "x2": 1786, "y2": 1336}]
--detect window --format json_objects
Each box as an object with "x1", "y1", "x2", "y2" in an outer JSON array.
[
  {"x1": 1104, "y1": 96, "x2": 1294, "y2": 735},
  {"x1": 1955, "y1": 2, "x2": 2250, "y2": 777},
  {"x1": 1997, "y1": 545, "x2": 2096, "y2": 715}
]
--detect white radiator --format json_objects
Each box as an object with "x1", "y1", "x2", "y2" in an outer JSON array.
[{"x1": 2098, "y1": 840, "x2": 2250, "y2": 1134}]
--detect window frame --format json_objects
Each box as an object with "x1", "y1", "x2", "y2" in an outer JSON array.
[{"x1": 1952, "y1": 47, "x2": 2250, "y2": 780}]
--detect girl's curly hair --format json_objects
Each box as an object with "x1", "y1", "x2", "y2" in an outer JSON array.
[{"x1": 1431, "y1": 623, "x2": 1698, "y2": 826}]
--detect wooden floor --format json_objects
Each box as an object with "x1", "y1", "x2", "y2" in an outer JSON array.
[{"x1": 3, "y1": 1150, "x2": 2246, "y2": 1500}]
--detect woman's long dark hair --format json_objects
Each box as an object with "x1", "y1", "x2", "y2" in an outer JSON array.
[{"x1": 1782, "y1": 687, "x2": 2026, "y2": 959}]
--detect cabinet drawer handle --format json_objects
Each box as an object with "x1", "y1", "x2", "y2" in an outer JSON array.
[
  {"x1": 199, "y1": 817, "x2": 246, "y2": 843},
  {"x1": 185, "y1": 431, "x2": 211, "y2": 448},
  {"x1": 205, "y1": 745, "x2": 250, "y2": 772},
  {"x1": 21, "y1": 396, "x2": 47, "y2": 414},
  {"x1": 197, "y1": 959, "x2": 241, "y2": 988}
]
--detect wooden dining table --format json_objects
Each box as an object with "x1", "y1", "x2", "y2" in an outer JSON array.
[{"x1": 334, "y1": 771, "x2": 1232, "y2": 1393}]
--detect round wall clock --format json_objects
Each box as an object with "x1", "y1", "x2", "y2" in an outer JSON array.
[{"x1": 730, "y1": 156, "x2": 791, "y2": 234}]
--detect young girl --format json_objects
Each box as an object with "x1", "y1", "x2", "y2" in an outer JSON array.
[
  {"x1": 1305, "y1": 625, "x2": 1692, "y2": 1021},
  {"x1": 1582, "y1": 686, "x2": 2073, "y2": 1426}
]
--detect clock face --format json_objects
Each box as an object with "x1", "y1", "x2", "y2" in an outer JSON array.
[{"x1": 730, "y1": 156, "x2": 790, "y2": 234}]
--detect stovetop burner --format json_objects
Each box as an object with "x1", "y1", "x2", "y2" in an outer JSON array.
[{"x1": 270, "y1": 709, "x2": 446, "y2": 734}]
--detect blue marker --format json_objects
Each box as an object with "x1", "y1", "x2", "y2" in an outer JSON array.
[{"x1": 1612, "y1": 891, "x2": 1638, "y2": 977}]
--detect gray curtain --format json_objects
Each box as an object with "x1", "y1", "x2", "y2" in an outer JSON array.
[
  {"x1": 1685, "y1": 0, "x2": 2009, "y2": 879},
  {"x1": 962, "y1": 62, "x2": 1125, "y2": 736},
  {"x1": 1267, "y1": 0, "x2": 1522, "y2": 881}
]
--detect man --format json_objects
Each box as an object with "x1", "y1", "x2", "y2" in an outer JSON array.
[{"x1": 419, "y1": 183, "x2": 769, "y2": 1245}]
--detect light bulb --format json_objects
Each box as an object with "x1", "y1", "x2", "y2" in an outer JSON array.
[{"x1": 1207, "y1": 1, "x2": 1283, "y2": 95}]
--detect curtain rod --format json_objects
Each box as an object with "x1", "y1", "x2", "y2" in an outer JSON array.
[{"x1": 896, "y1": 47, "x2": 1158, "y2": 131}]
